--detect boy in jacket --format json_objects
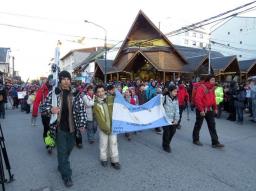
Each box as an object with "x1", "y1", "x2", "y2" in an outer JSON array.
[{"x1": 93, "y1": 85, "x2": 121, "y2": 170}]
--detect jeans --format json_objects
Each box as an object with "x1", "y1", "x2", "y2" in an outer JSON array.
[
  {"x1": 252, "y1": 99, "x2": 256, "y2": 121},
  {"x1": 235, "y1": 101, "x2": 244, "y2": 122},
  {"x1": 86, "y1": 121, "x2": 97, "y2": 142},
  {"x1": 178, "y1": 105, "x2": 185, "y2": 125},
  {"x1": 0, "y1": 102, "x2": 5, "y2": 118},
  {"x1": 193, "y1": 110, "x2": 219, "y2": 145},
  {"x1": 56, "y1": 130, "x2": 75, "y2": 180}
]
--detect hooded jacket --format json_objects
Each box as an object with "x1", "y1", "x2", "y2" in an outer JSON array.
[
  {"x1": 177, "y1": 84, "x2": 189, "y2": 106},
  {"x1": 194, "y1": 82, "x2": 217, "y2": 113},
  {"x1": 32, "y1": 83, "x2": 50, "y2": 117}
]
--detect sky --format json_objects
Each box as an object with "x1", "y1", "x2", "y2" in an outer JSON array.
[{"x1": 0, "y1": 0, "x2": 255, "y2": 81}]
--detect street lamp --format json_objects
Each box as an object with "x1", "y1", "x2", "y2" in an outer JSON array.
[{"x1": 84, "y1": 20, "x2": 107, "y2": 84}]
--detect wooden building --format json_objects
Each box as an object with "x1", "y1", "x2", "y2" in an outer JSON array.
[
  {"x1": 109, "y1": 10, "x2": 188, "y2": 82},
  {"x1": 211, "y1": 56, "x2": 240, "y2": 82},
  {"x1": 239, "y1": 59, "x2": 256, "y2": 81}
]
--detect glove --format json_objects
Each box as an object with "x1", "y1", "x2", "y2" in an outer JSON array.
[{"x1": 44, "y1": 131, "x2": 55, "y2": 147}]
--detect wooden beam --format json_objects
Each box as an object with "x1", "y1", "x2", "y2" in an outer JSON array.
[{"x1": 163, "y1": 72, "x2": 166, "y2": 82}]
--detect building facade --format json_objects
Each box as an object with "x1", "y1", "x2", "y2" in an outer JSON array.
[{"x1": 211, "y1": 16, "x2": 256, "y2": 61}]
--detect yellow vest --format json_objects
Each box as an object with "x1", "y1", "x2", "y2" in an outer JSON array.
[{"x1": 215, "y1": 86, "x2": 224, "y2": 105}]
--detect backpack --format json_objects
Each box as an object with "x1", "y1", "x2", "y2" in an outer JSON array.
[{"x1": 191, "y1": 84, "x2": 209, "y2": 106}]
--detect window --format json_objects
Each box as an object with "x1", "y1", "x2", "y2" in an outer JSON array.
[
  {"x1": 199, "y1": 42, "x2": 203, "y2": 47},
  {"x1": 192, "y1": 32, "x2": 196, "y2": 37},
  {"x1": 185, "y1": 32, "x2": 189, "y2": 36},
  {"x1": 192, "y1": 41, "x2": 196, "y2": 46},
  {"x1": 184, "y1": 39, "x2": 189, "y2": 45},
  {"x1": 200, "y1": 33, "x2": 203, "y2": 39},
  {"x1": 240, "y1": 28, "x2": 243, "y2": 32},
  {"x1": 240, "y1": 41, "x2": 242, "y2": 44},
  {"x1": 227, "y1": 32, "x2": 230, "y2": 35},
  {"x1": 239, "y1": 55, "x2": 242, "y2": 58},
  {"x1": 227, "y1": 43, "x2": 230, "y2": 46}
]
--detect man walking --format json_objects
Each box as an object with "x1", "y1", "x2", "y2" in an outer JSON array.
[
  {"x1": 192, "y1": 75, "x2": 224, "y2": 148},
  {"x1": 42, "y1": 71, "x2": 87, "y2": 187}
]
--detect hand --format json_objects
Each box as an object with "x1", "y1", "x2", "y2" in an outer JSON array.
[
  {"x1": 200, "y1": 111, "x2": 205, "y2": 116},
  {"x1": 51, "y1": 107, "x2": 60, "y2": 114},
  {"x1": 214, "y1": 109, "x2": 218, "y2": 115},
  {"x1": 79, "y1": 127, "x2": 86, "y2": 133},
  {"x1": 172, "y1": 120, "x2": 178, "y2": 125}
]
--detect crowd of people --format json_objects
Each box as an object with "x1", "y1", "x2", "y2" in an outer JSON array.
[{"x1": 1, "y1": 71, "x2": 256, "y2": 187}]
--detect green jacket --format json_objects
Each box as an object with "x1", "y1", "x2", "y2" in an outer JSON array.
[
  {"x1": 215, "y1": 86, "x2": 224, "y2": 105},
  {"x1": 93, "y1": 95, "x2": 114, "y2": 135}
]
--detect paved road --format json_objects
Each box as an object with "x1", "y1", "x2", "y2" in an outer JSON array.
[{"x1": 1, "y1": 109, "x2": 256, "y2": 191}]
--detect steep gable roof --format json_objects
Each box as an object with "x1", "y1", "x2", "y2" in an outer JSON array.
[
  {"x1": 113, "y1": 10, "x2": 186, "y2": 65},
  {"x1": 211, "y1": 55, "x2": 239, "y2": 73},
  {"x1": 239, "y1": 59, "x2": 256, "y2": 72}
]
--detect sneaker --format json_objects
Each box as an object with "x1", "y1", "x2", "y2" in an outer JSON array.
[
  {"x1": 47, "y1": 147, "x2": 53, "y2": 154},
  {"x1": 162, "y1": 146, "x2": 171, "y2": 153},
  {"x1": 76, "y1": 143, "x2": 83, "y2": 149},
  {"x1": 250, "y1": 119, "x2": 256, "y2": 123},
  {"x1": 101, "y1": 161, "x2": 108, "y2": 167},
  {"x1": 155, "y1": 128, "x2": 162, "y2": 134},
  {"x1": 212, "y1": 143, "x2": 225, "y2": 148},
  {"x1": 63, "y1": 178, "x2": 73, "y2": 187},
  {"x1": 193, "y1": 141, "x2": 203, "y2": 146},
  {"x1": 111, "y1": 162, "x2": 121, "y2": 170}
]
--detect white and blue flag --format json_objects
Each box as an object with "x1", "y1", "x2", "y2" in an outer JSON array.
[{"x1": 112, "y1": 91, "x2": 171, "y2": 134}]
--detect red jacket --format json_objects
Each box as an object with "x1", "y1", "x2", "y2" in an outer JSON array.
[
  {"x1": 32, "y1": 83, "x2": 50, "y2": 117},
  {"x1": 194, "y1": 82, "x2": 217, "y2": 112},
  {"x1": 178, "y1": 84, "x2": 189, "y2": 106}
]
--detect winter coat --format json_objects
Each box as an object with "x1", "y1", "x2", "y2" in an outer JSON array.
[
  {"x1": 41, "y1": 87, "x2": 87, "y2": 133},
  {"x1": 194, "y1": 82, "x2": 217, "y2": 112},
  {"x1": 146, "y1": 83, "x2": 157, "y2": 100},
  {"x1": 137, "y1": 90, "x2": 147, "y2": 105},
  {"x1": 93, "y1": 95, "x2": 114, "y2": 135},
  {"x1": 0, "y1": 87, "x2": 7, "y2": 103},
  {"x1": 32, "y1": 83, "x2": 50, "y2": 117},
  {"x1": 177, "y1": 84, "x2": 189, "y2": 106},
  {"x1": 83, "y1": 94, "x2": 94, "y2": 121},
  {"x1": 162, "y1": 95, "x2": 179, "y2": 123}
]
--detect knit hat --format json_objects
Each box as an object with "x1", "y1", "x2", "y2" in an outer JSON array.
[
  {"x1": 58, "y1": 70, "x2": 71, "y2": 81},
  {"x1": 47, "y1": 74, "x2": 53, "y2": 81}
]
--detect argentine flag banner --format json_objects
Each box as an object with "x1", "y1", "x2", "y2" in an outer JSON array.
[{"x1": 112, "y1": 91, "x2": 171, "y2": 134}]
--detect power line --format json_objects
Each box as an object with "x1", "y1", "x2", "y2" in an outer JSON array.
[
  {"x1": 0, "y1": 23, "x2": 82, "y2": 38},
  {"x1": 166, "y1": 0, "x2": 256, "y2": 36}
]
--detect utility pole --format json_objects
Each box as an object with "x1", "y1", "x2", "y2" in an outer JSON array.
[
  {"x1": 208, "y1": 40, "x2": 211, "y2": 75},
  {"x1": 12, "y1": 56, "x2": 15, "y2": 77}
]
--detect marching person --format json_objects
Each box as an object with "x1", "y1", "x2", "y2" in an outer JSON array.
[
  {"x1": 177, "y1": 81, "x2": 189, "y2": 129},
  {"x1": 32, "y1": 75, "x2": 53, "y2": 152},
  {"x1": 162, "y1": 84, "x2": 179, "y2": 153},
  {"x1": 82, "y1": 85, "x2": 97, "y2": 144},
  {"x1": 192, "y1": 75, "x2": 224, "y2": 148},
  {"x1": 93, "y1": 85, "x2": 121, "y2": 170},
  {"x1": 0, "y1": 83, "x2": 7, "y2": 119},
  {"x1": 215, "y1": 82, "x2": 224, "y2": 118},
  {"x1": 42, "y1": 70, "x2": 87, "y2": 187}
]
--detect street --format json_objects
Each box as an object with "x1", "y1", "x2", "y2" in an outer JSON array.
[{"x1": 1, "y1": 109, "x2": 256, "y2": 191}]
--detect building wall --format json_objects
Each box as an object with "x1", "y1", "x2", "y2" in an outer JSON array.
[
  {"x1": 0, "y1": 63, "x2": 9, "y2": 74},
  {"x1": 211, "y1": 17, "x2": 256, "y2": 61},
  {"x1": 169, "y1": 29, "x2": 209, "y2": 49}
]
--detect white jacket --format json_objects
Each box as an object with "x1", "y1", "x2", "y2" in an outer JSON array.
[{"x1": 83, "y1": 94, "x2": 94, "y2": 121}]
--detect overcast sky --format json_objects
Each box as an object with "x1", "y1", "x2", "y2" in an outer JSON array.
[{"x1": 0, "y1": 0, "x2": 255, "y2": 80}]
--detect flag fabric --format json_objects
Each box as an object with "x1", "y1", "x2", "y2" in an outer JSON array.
[{"x1": 112, "y1": 91, "x2": 171, "y2": 134}]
